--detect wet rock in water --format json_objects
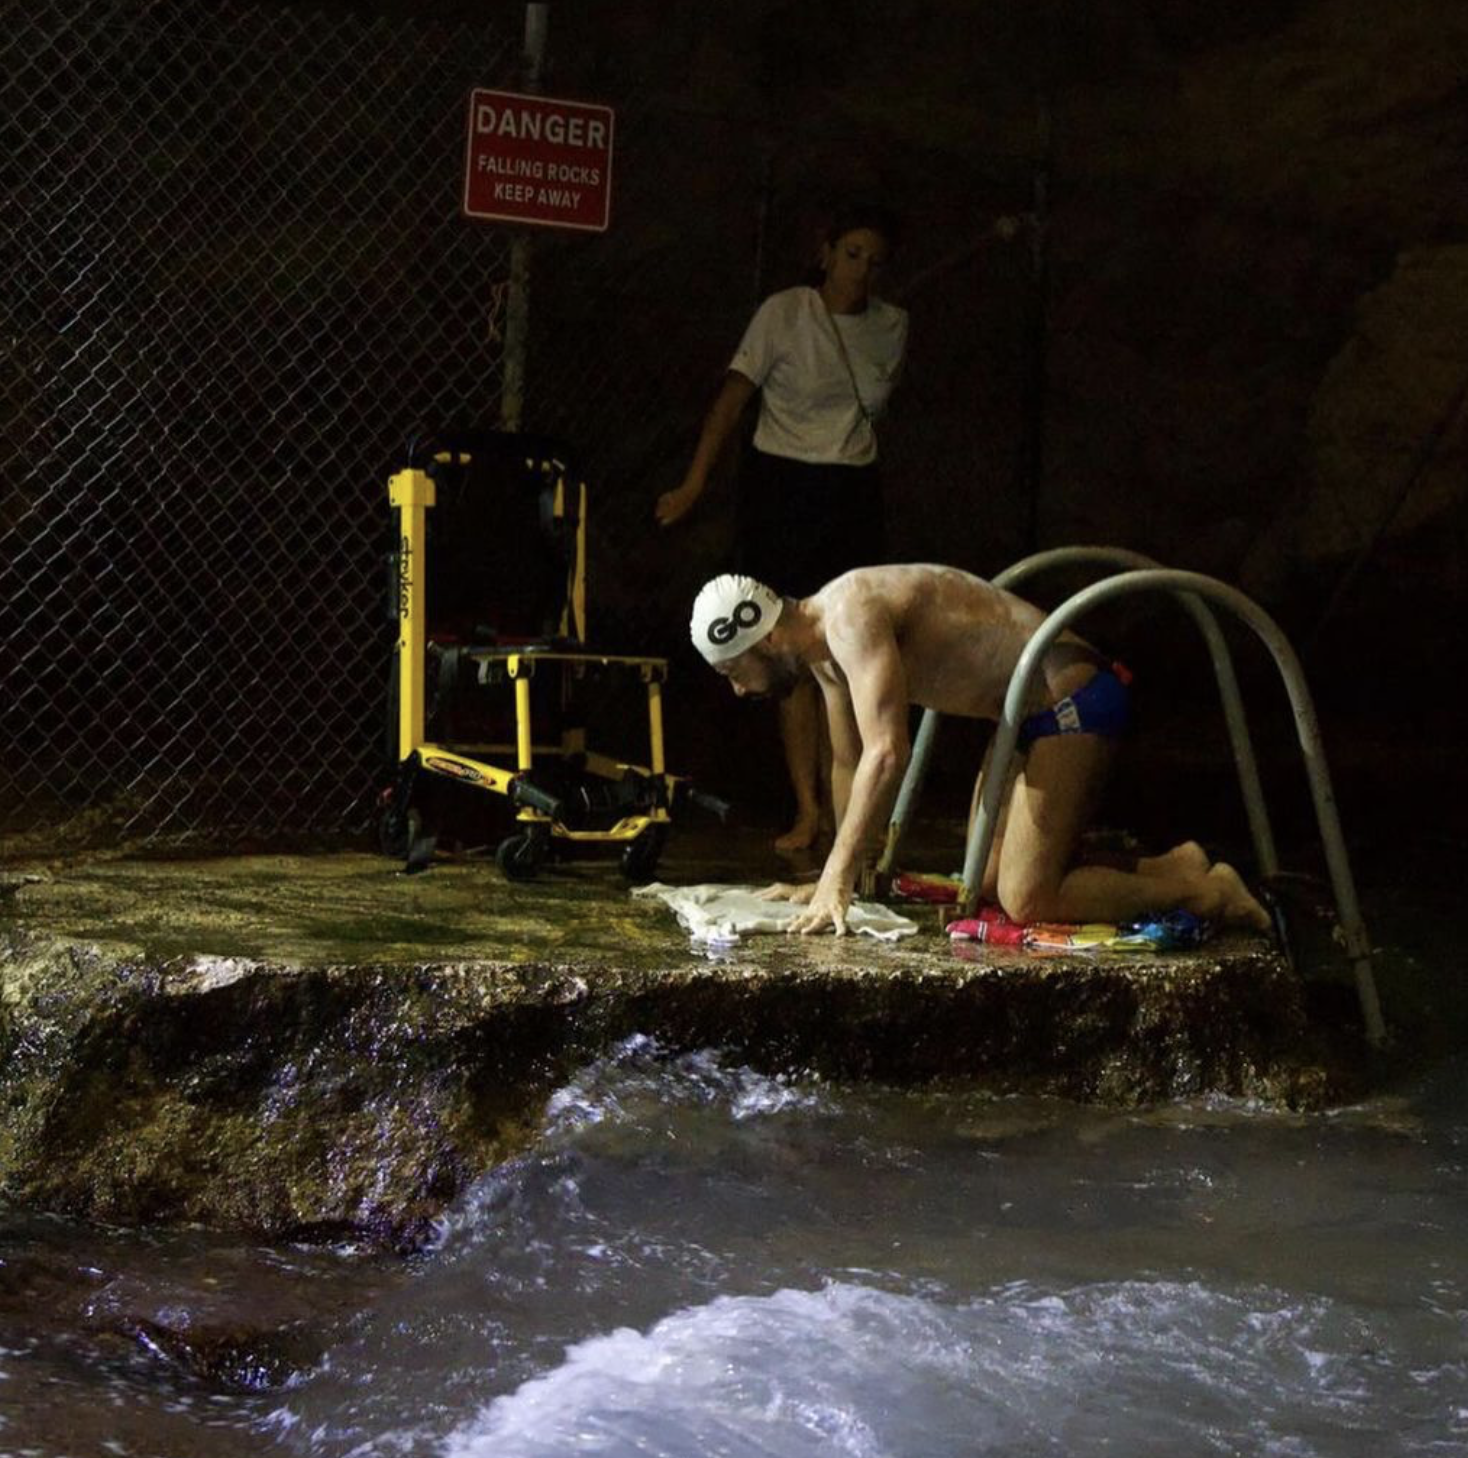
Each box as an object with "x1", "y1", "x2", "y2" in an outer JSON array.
[
  {"x1": 0, "y1": 1218, "x2": 391, "y2": 1391},
  {"x1": 82, "y1": 1258, "x2": 376, "y2": 1388},
  {"x1": 0, "y1": 853, "x2": 1370, "y2": 1250}
]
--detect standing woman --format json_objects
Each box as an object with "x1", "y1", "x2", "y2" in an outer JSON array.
[{"x1": 656, "y1": 202, "x2": 909, "y2": 851}]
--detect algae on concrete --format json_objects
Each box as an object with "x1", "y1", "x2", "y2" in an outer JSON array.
[{"x1": 0, "y1": 848, "x2": 1351, "y2": 1249}]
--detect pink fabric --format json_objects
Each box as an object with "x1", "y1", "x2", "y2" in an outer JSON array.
[{"x1": 943, "y1": 908, "x2": 1029, "y2": 946}]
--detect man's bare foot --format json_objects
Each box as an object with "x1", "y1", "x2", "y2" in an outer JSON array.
[
  {"x1": 774, "y1": 813, "x2": 821, "y2": 854},
  {"x1": 1206, "y1": 862, "x2": 1272, "y2": 933}
]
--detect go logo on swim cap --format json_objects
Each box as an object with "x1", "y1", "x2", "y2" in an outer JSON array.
[
  {"x1": 690, "y1": 574, "x2": 783, "y2": 664},
  {"x1": 707, "y1": 598, "x2": 763, "y2": 648}
]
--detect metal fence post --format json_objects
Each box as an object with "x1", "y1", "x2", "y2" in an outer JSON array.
[
  {"x1": 1017, "y1": 95, "x2": 1052, "y2": 555},
  {"x1": 499, "y1": 3, "x2": 550, "y2": 432}
]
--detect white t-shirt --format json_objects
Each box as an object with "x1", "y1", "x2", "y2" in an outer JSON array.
[{"x1": 729, "y1": 286, "x2": 909, "y2": 466}]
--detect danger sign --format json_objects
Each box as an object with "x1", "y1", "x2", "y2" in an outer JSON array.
[{"x1": 463, "y1": 88, "x2": 615, "y2": 232}]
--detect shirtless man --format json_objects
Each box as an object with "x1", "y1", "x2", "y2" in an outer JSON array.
[{"x1": 689, "y1": 566, "x2": 1272, "y2": 937}]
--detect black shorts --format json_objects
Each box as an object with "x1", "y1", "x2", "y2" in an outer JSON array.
[{"x1": 736, "y1": 448, "x2": 886, "y2": 597}]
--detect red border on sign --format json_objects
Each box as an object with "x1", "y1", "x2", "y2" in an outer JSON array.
[{"x1": 462, "y1": 87, "x2": 615, "y2": 233}]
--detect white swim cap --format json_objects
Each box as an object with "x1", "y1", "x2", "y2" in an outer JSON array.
[{"x1": 689, "y1": 574, "x2": 783, "y2": 664}]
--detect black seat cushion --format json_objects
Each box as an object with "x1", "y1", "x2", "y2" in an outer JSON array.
[{"x1": 419, "y1": 428, "x2": 581, "y2": 645}]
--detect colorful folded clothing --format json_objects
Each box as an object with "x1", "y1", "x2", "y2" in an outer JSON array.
[
  {"x1": 1025, "y1": 921, "x2": 1128, "y2": 950},
  {"x1": 892, "y1": 870, "x2": 964, "y2": 904},
  {"x1": 1108, "y1": 909, "x2": 1211, "y2": 951},
  {"x1": 945, "y1": 904, "x2": 1210, "y2": 954},
  {"x1": 942, "y1": 904, "x2": 1029, "y2": 945}
]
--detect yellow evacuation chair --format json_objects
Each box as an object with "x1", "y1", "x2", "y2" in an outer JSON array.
[{"x1": 378, "y1": 430, "x2": 714, "y2": 881}]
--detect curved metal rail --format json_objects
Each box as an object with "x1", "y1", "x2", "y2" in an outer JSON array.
[
  {"x1": 880, "y1": 547, "x2": 1279, "y2": 883},
  {"x1": 948, "y1": 568, "x2": 1382, "y2": 1045},
  {"x1": 1001, "y1": 548, "x2": 1279, "y2": 875}
]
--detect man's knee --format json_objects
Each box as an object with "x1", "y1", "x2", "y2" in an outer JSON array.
[{"x1": 996, "y1": 863, "x2": 1059, "y2": 925}]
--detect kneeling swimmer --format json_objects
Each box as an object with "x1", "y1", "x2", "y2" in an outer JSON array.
[{"x1": 689, "y1": 565, "x2": 1272, "y2": 937}]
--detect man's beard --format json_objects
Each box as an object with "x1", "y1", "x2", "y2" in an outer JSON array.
[{"x1": 745, "y1": 652, "x2": 805, "y2": 702}]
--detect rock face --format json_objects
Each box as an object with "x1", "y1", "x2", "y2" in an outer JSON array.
[
  {"x1": 0, "y1": 852, "x2": 1357, "y2": 1249},
  {"x1": 1245, "y1": 244, "x2": 1468, "y2": 602},
  {"x1": 555, "y1": 0, "x2": 1468, "y2": 685}
]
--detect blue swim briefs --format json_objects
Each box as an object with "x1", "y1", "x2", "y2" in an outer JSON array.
[{"x1": 1017, "y1": 663, "x2": 1133, "y2": 749}]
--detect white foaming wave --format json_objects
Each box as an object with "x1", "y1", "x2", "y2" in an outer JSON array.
[
  {"x1": 429, "y1": 1041, "x2": 825, "y2": 1252},
  {"x1": 728, "y1": 1076, "x2": 814, "y2": 1122},
  {"x1": 542, "y1": 1035, "x2": 826, "y2": 1137},
  {"x1": 440, "y1": 1283, "x2": 967, "y2": 1458},
  {"x1": 440, "y1": 1278, "x2": 1451, "y2": 1458}
]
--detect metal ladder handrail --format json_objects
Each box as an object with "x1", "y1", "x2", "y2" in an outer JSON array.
[
  {"x1": 879, "y1": 547, "x2": 1279, "y2": 884},
  {"x1": 952, "y1": 567, "x2": 1383, "y2": 1045},
  {"x1": 999, "y1": 548, "x2": 1279, "y2": 874}
]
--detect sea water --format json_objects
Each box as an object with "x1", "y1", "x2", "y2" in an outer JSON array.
[
  {"x1": 2, "y1": 1029, "x2": 1465, "y2": 1458},
  {"x1": 3, "y1": 835, "x2": 1466, "y2": 1458}
]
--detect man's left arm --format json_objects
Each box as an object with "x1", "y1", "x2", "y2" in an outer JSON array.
[{"x1": 788, "y1": 613, "x2": 909, "y2": 935}]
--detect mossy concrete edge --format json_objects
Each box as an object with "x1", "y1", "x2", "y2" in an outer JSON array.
[{"x1": 0, "y1": 919, "x2": 1348, "y2": 1249}]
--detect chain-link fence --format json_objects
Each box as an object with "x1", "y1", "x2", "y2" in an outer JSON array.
[
  {"x1": 3, "y1": 0, "x2": 1041, "y2": 851},
  {"x1": 2, "y1": 0, "x2": 523, "y2": 846}
]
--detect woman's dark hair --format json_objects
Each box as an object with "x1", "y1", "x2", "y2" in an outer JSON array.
[
  {"x1": 822, "y1": 200, "x2": 901, "y2": 253},
  {"x1": 796, "y1": 199, "x2": 902, "y2": 287}
]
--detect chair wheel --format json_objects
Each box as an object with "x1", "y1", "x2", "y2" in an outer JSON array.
[
  {"x1": 620, "y1": 824, "x2": 667, "y2": 884},
  {"x1": 496, "y1": 831, "x2": 545, "y2": 881}
]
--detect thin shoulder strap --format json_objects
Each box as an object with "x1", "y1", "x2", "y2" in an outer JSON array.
[{"x1": 819, "y1": 291, "x2": 874, "y2": 422}]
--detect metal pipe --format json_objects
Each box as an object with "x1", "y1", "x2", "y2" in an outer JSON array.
[
  {"x1": 522, "y1": 2, "x2": 548, "y2": 74},
  {"x1": 879, "y1": 546, "x2": 1279, "y2": 883},
  {"x1": 647, "y1": 679, "x2": 666, "y2": 776},
  {"x1": 959, "y1": 569, "x2": 1384, "y2": 1046},
  {"x1": 875, "y1": 707, "x2": 940, "y2": 882},
  {"x1": 513, "y1": 667, "x2": 534, "y2": 772},
  {"x1": 498, "y1": 4, "x2": 549, "y2": 432},
  {"x1": 388, "y1": 469, "x2": 436, "y2": 757},
  {"x1": 1017, "y1": 95, "x2": 1052, "y2": 554},
  {"x1": 996, "y1": 547, "x2": 1278, "y2": 877}
]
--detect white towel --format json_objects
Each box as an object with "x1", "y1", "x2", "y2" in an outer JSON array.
[{"x1": 632, "y1": 882, "x2": 918, "y2": 944}]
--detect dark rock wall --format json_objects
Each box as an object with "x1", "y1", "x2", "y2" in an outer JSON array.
[
  {"x1": 551, "y1": 0, "x2": 1466, "y2": 596},
  {"x1": 540, "y1": 0, "x2": 1466, "y2": 825}
]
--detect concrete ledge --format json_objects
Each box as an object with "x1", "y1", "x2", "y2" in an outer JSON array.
[{"x1": 0, "y1": 850, "x2": 1348, "y2": 1248}]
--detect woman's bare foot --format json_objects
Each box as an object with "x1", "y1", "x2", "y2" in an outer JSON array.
[
  {"x1": 774, "y1": 812, "x2": 821, "y2": 854},
  {"x1": 1205, "y1": 861, "x2": 1273, "y2": 932}
]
